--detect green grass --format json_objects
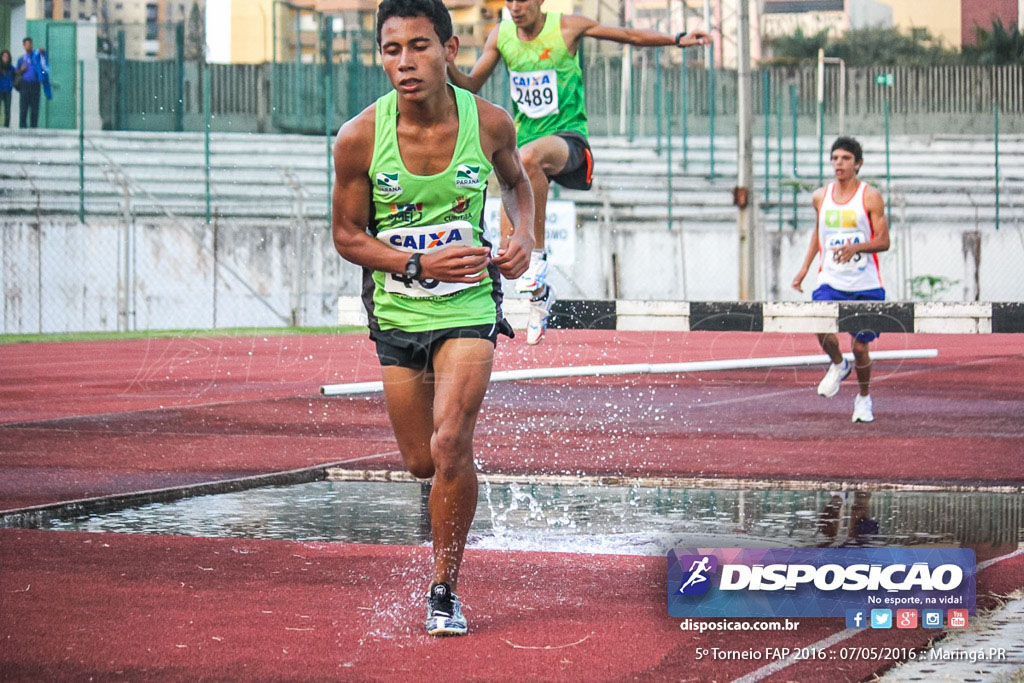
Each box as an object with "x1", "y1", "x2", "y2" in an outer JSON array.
[{"x1": 0, "y1": 326, "x2": 365, "y2": 345}]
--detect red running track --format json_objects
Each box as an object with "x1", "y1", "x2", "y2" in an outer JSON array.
[
  {"x1": 1, "y1": 331, "x2": 1022, "y2": 681},
  {"x1": 2, "y1": 331, "x2": 1022, "y2": 510},
  {"x1": 2, "y1": 529, "x2": 1022, "y2": 682}
]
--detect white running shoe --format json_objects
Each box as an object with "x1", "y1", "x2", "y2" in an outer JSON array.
[
  {"x1": 526, "y1": 284, "x2": 555, "y2": 345},
  {"x1": 852, "y1": 394, "x2": 874, "y2": 423},
  {"x1": 817, "y1": 358, "x2": 852, "y2": 398},
  {"x1": 516, "y1": 250, "x2": 549, "y2": 294}
]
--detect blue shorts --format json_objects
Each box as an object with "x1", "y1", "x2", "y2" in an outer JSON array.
[{"x1": 812, "y1": 284, "x2": 886, "y2": 343}]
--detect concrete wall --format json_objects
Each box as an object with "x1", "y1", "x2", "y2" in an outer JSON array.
[
  {"x1": 1, "y1": 218, "x2": 358, "y2": 333},
  {"x1": 8, "y1": 2, "x2": 25, "y2": 122},
  {"x1": 848, "y1": 0, "x2": 893, "y2": 29},
  {"x1": 77, "y1": 19, "x2": 100, "y2": 130},
  {"x1": 227, "y1": 0, "x2": 272, "y2": 65},
  {"x1": 877, "y1": 0, "x2": 960, "y2": 47},
  {"x1": 4, "y1": 216, "x2": 1022, "y2": 334}
]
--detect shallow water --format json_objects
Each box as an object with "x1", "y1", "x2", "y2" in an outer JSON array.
[{"x1": 41, "y1": 481, "x2": 1023, "y2": 557}]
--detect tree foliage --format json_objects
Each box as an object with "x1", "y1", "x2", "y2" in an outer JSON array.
[
  {"x1": 827, "y1": 27, "x2": 958, "y2": 66},
  {"x1": 185, "y1": 1, "x2": 205, "y2": 63},
  {"x1": 765, "y1": 27, "x2": 829, "y2": 65},
  {"x1": 765, "y1": 25, "x2": 959, "y2": 66}
]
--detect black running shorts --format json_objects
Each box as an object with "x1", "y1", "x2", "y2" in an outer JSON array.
[
  {"x1": 548, "y1": 131, "x2": 594, "y2": 191},
  {"x1": 370, "y1": 320, "x2": 514, "y2": 372}
]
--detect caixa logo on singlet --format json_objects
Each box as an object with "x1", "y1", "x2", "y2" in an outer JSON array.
[
  {"x1": 376, "y1": 172, "x2": 402, "y2": 194},
  {"x1": 511, "y1": 72, "x2": 554, "y2": 87},
  {"x1": 675, "y1": 554, "x2": 718, "y2": 596}
]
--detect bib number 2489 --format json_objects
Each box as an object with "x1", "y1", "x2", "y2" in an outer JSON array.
[{"x1": 510, "y1": 69, "x2": 559, "y2": 119}]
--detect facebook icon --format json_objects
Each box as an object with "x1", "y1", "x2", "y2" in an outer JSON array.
[{"x1": 846, "y1": 609, "x2": 867, "y2": 628}]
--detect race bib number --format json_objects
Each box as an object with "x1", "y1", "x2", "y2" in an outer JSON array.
[
  {"x1": 509, "y1": 69, "x2": 559, "y2": 119},
  {"x1": 377, "y1": 221, "x2": 479, "y2": 298},
  {"x1": 823, "y1": 229, "x2": 867, "y2": 272}
]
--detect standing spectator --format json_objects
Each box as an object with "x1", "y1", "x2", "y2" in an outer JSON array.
[
  {"x1": 16, "y1": 37, "x2": 51, "y2": 128},
  {"x1": 0, "y1": 50, "x2": 14, "y2": 127}
]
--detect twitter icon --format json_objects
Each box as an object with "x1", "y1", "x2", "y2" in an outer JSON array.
[{"x1": 870, "y1": 609, "x2": 892, "y2": 629}]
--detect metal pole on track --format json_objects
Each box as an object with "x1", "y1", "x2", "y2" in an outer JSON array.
[
  {"x1": 681, "y1": 48, "x2": 688, "y2": 170},
  {"x1": 324, "y1": 14, "x2": 334, "y2": 224},
  {"x1": 995, "y1": 98, "x2": 1000, "y2": 231},
  {"x1": 655, "y1": 49, "x2": 662, "y2": 155},
  {"x1": 737, "y1": 0, "x2": 755, "y2": 299},
  {"x1": 816, "y1": 48, "x2": 824, "y2": 185},
  {"x1": 320, "y1": 349, "x2": 940, "y2": 396},
  {"x1": 204, "y1": 63, "x2": 211, "y2": 225},
  {"x1": 777, "y1": 91, "x2": 783, "y2": 232},
  {"x1": 762, "y1": 70, "x2": 770, "y2": 212},
  {"x1": 790, "y1": 84, "x2": 798, "y2": 230},
  {"x1": 78, "y1": 59, "x2": 85, "y2": 223},
  {"x1": 708, "y1": 45, "x2": 716, "y2": 178}
]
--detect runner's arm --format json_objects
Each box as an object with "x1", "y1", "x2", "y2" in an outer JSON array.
[
  {"x1": 447, "y1": 26, "x2": 501, "y2": 93},
  {"x1": 331, "y1": 110, "x2": 490, "y2": 283},
  {"x1": 563, "y1": 14, "x2": 711, "y2": 50},
  {"x1": 792, "y1": 188, "x2": 825, "y2": 293},
  {"x1": 479, "y1": 99, "x2": 534, "y2": 279},
  {"x1": 833, "y1": 187, "x2": 890, "y2": 263}
]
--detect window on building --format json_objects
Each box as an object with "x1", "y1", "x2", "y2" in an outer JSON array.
[{"x1": 146, "y1": 3, "x2": 160, "y2": 40}]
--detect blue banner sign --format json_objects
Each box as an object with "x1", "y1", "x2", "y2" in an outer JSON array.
[{"x1": 668, "y1": 548, "x2": 976, "y2": 618}]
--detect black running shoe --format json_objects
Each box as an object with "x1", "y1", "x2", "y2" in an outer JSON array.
[{"x1": 425, "y1": 582, "x2": 468, "y2": 636}]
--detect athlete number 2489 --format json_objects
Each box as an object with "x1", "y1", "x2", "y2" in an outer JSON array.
[{"x1": 515, "y1": 86, "x2": 554, "y2": 108}]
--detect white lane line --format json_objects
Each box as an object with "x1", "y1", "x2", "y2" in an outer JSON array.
[{"x1": 732, "y1": 629, "x2": 860, "y2": 683}]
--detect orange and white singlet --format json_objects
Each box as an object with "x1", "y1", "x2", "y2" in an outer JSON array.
[{"x1": 816, "y1": 181, "x2": 883, "y2": 292}]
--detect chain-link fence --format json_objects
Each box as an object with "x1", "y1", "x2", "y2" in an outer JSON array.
[
  {"x1": 2, "y1": 24, "x2": 1023, "y2": 334},
  {"x1": 0, "y1": 128, "x2": 357, "y2": 334}
]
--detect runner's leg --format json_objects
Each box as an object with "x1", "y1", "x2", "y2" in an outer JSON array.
[
  {"x1": 381, "y1": 365, "x2": 436, "y2": 479},
  {"x1": 817, "y1": 333, "x2": 843, "y2": 365},
  {"x1": 424, "y1": 336, "x2": 494, "y2": 590},
  {"x1": 499, "y1": 135, "x2": 571, "y2": 249},
  {"x1": 852, "y1": 339, "x2": 871, "y2": 396}
]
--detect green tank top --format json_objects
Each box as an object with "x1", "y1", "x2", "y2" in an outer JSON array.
[
  {"x1": 497, "y1": 11, "x2": 588, "y2": 146},
  {"x1": 364, "y1": 85, "x2": 501, "y2": 333}
]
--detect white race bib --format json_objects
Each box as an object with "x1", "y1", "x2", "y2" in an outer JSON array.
[
  {"x1": 377, "y1": 220, "x2": 480, "y2": 298},
  {"x1": 509, "y1": 69, "x2": 559, "y2": 119},
  {"x1": 823, "y1": 228, "x2": 868, "y2": 272}
]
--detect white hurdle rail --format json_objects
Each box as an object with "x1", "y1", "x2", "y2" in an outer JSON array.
[
  {"x1": 320, "y1": 348, "x2": 938, "y2": 396},
  {"x1": 320, "y1": 297, "x2": 1018, "y2": 396}
]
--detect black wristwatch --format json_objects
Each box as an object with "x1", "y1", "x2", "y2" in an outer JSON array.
[
  {"x1": 404, "y1": 253, "x2": 423, "y2": 280},
  {"x1": 675, "y1": 31, "x2": 688, "y2": 47}
]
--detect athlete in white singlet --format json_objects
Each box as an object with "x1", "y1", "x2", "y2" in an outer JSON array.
[{"x1": 793, "y1": 137, "x2": 890, "y2": 423}]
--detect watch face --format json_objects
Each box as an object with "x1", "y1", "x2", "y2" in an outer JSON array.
[{"x1": 405, "y1": 255, "x2": 420, "y2": 279}]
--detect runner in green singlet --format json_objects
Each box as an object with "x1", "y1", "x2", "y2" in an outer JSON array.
[
  {"x1": 448, "y1": 0, "x2": 710, "y2": 344},
  {"x1": 332, "y1": 0, "x2": 534, "y2": 636}
]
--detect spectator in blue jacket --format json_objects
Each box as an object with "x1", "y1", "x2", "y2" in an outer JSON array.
[
  {"x1": 0, "y1": 50, "x2": 13, "y2": 127},
  {"x1": 16, "y1": 37, "x2": 51, "y2": 128}
]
